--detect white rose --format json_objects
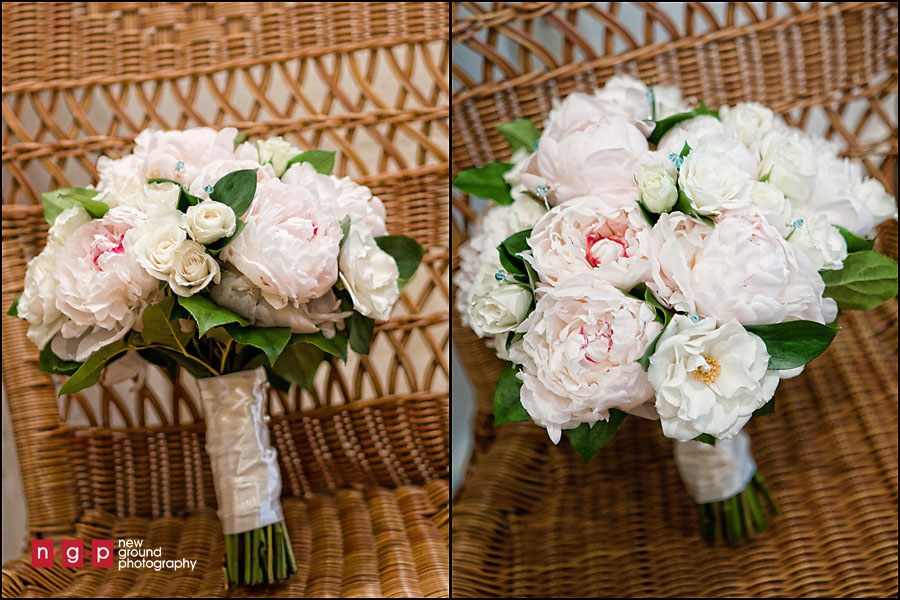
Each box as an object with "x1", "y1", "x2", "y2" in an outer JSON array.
[
  {"x1": 52, "y1": 207, "x2": 158, "y2": 361},
  {"x1": 339, "y1": 220, "x2": 400, "y2": 321},
  {"x1": 257, "y1": 136, "x2": 300, "y2": 177},
  {"x1": 719, "y1": 102, "x2": 779, "y2": 145},
  {"x1": 591, "y1": 75, "x2": 691, "y2": 122},
  {"x1": 678, "y1": 145, "x2": 754, "y2": 215},
  {"x1": 805, "y1": 153, "x2": 875, "y2": 238},
  {"x1": 507, "y1": 195, "x2": 547, "y2": 232},
  {"x1": 168, "y1": 240, "x2": 220, "y2": 296},
  {"x1": 143, "y1": 181, "x2": 181, "y2": 212},
  {"x1": 132, "y1": 211, "x2": 188, "y2": 280},
  {"x1": 469, "y1": 284, "x2": 532, "y2": 337},
  {"x1": 853, "y1": 178, "x2": 898, "y2": 234},
  {"x1": 646, "y1": 211, "x2": 836, "y2": 325},
  {"x1": 656, "y1": 115, "x2": 727, "y2": 158},
  {"x1": 649, "y1": 316, "x2": 779, "y2": 441},
  {"x1": 527, "y1": 194, "x2": 651, "y2": 289},
  {"x1": 744, "y1": 181, "x2": 791, "y2": 224},
  {"x1": 18, "y1": 250, "x2": 66, "y2": 349},
  {"x1": 653, "y1": 85, "x2": 692, "y2": 119},
  {"x1": 637, "y1": 163, "x2": 677, "y2": 213},
  {"x1": 509, "y1": 279, "x2": 662, "y2": 444},
  {"x1": 757, "y1": 130, "x2": 818, "y2": 202},
  {"x1": 787, "y1": 214, "x2": 848, "y2": 271},
  {"x1": 521, "y1": 108, "x2": 650, "y2": 205},
  {"x1": 185, "y1": 199, "x2": 236, "y2": 244}
]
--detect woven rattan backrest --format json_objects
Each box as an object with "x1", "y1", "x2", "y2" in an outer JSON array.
[
  {"x1": 2, "y1": 2, "x2": 449, "y2": 537},
  {"x1": 451, "y1": 1, "x2": 899, "y2": 445}
]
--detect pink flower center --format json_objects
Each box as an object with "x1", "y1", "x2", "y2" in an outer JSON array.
[
  {"x1": 90, "y1": 233, "x2": 125, "y2": 271},
  {"x1": 580, "y1": 321, "x2": 614, "y2": 364},
  {"x1": 586, "y1": 231, "x2": 628, "y2": 267}
]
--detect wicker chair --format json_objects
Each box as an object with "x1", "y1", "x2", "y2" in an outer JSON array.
[
  {"x1": 451, "y1": 2, "x2": 897, "y2": 597},
  {"x1": 2, "y1": 2, "x2": 448, "y2": 597}
]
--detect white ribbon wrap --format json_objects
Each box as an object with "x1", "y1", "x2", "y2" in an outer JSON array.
[
  {"x1": 197, "y1": 368, "x2": 284, "y2": 534},
  {"x1": 673, "y1": 430, "x2": 757, "y2": 504}
]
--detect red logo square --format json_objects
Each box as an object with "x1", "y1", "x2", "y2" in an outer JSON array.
[
  {"x1": 61, "y1": 539, "x2": 84, "y2": 568},
  {"x1": 91, "y1": 539, "x2": 114, "y2": 568},
  {"x1": 31, "y1": 540, "x2": 54, "y2": 568}
]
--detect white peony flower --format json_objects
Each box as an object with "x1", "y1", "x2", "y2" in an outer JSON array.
[
  {"x1": 168, "y1": 240, "x2": 220, "y2": 296},
  {"x1": 719, "y1": 102, "x2": 780, "y2": 146},
  {"x1": 853, "y1": 178, "x2": 898, "y2": 234},
  {"x1": 649, "y1": 315, "x2": 779, "y2": 441},
  {"x1": 743, "y1": 181, "x2": 792, "y2": 224},
  {"x1": 637, "y1": 163, "x2": 678, "y2": 213},
  {"x1": 282, "y1": 161, "x2": 388, "y2": 236},
  {"x1": 257, "y1": 136, "x2": 300, "y2": 177},
  {"x1": 509, "y1": 279, "x2": 662, "y2": 444},
  {"x1": 185, "y1": 199, "x2": 236, "y2": 244},
  {"x1": 51, "y1": 206, "x2": 158, "y2": 361},
  {"x1": 787, "y1": 214, "x2": 848, "y2": 271},
  {"x1": 678, "y1": 141, "x2": 757, "y2": 215},
  {"x1": 209, "y1": 270, "x2": 350, "y2": 336},
  {"x1": 223, "y1": 178, "x2": 342, "y2": 307},
  {"x1": 526, "y1": 194, "x2": 651, "y2": 289},
  {"x1": 48, "y1": 206, "x2": 92, "y2": 247},
  {"x1": 469, "y1": 284, "x2": 532, "y2": 337},
  {"x1": 757, "y1": 130, "x2": 818, "y2": 202},
  {"x1": 646, "y1": 210, "x2": 836, "y2": 325},
  {"x1": 94, "y1": 154, "x2": 148, "y2": 208},
  {"x1": 521, "y1": 107, "x2": 650, "y2": 205},
  {"x1": 589, "y1": 75, "x2": 691, "y2": 122},
  {"x1": 656, "y1": 115, "x2": 727, "y2": 158},
  {"x1": 132, "y1": 211, "x2": 188, "y2": 280},
  {"x1": 338, "y1": 220, "x2": 400, "y2": 321},
  {"x1": 507, "y1": 195, "x2": 547, "y2": 232}
]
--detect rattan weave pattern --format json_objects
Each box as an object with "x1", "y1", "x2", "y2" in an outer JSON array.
[
  {"x1": 451, "y1": 2, "x2": 898, "y2": 597},
  {"x1": 2, "y1": 2, "x2": 449, "y2": 597}
]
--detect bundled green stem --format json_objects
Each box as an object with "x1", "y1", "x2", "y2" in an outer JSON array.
[
  {"x1": 222, "y1": 522, "x2": 297, "y2": 588},
  {"x1": 698, "y1": 471, "x2": 777, "y2": 545}
]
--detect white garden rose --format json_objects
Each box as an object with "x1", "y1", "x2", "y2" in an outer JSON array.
[
  {"x1": 338, "y1": 220, "x2": 400, "y2": 321},
  {"x1": 787, "y1": 214, "x2": 848, "y2": 271},
  {"x1": 853, "y1": 178, "x2": 898, "y2": 233},
  {"x1": 223, "y1": 178, "x2": 342, "y2": 307},
  {"x1": 719, "y1": 102, "x2": 779, "y2": 145},
  {"x1": 185, "y1": 199, "x2": 236, "y2": 244},
  {"x1": 469, "y1": 284, "x2": 532, "y2": 337},
  {"x1": 132, "y1": 211, "x2": 188, "y2": 280},
  {"x1": 257, "y1": 136, "x2": 300, "y2": 176},
  {"x1": 526, "y1": 194, "x2": 651, "y2": 289},
  {"x1": 804, "y1": 153, "x2": 877, "y2": 238},
  {"x1": 678, "y1": 145, "x2": 754, "y2": 215},
  {"x1": 646, "y1": 210, "x2": 836, "y2": 325},
  {"x1": 282, "y1": 161, "x2": 388, "y2": 236},
  {"x1": 509, "y1": 279, "x2": 662, "y2": 444},
  {"x1": 521, "y1": 109, "x2": 650, "y2": 205},
  {"x1": 637, "y1": 163, "x2": 677, "y2": 213},
  {"x1": 168, "y1": 240, "x2": 220, "y2": 296},
  {"x1": 656, "y1": 115, "x2": 727, "y2": 158},
  {"x1": 507, "y1": 195, "x2": 547, "y2": 232},
  {"x1": 744, "y1": 181, "x2": 792, "y2": 224},
  {"x1": 143, "y1": 181, "x2": 181, "y2": 211},
  {"x1": 757, "y1": 130, "x2": 818, "y2": 202},
  {"x1": 209, "y1": 270, "x2": 350, "y2": 335},
  {"x1": 649, "y1": 315, "x2": 779, "y2": 441},
  {"x1": 51, "y1": 206, "x2": 157, "y2": 361}
]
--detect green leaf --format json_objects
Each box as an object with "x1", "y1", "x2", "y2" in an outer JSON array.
[
  {"x1": 679, "y1": 141, "x2": 692, "y2": 158},
  {"x1": 626, "y1": 283, "x2": 672, "y2": 327},
  {"x1": 207, "y1": 219, "x2": 246, "y2": 255},
  {"x1": 759, "y1": 167, "x2": 773, "y2": 183},
  {"x1": 7, "y1": 294, "x2": 22, "y2": 318},
  {"x1": 375, "y1": 235, "x2": 425, "y2": 291},
  {"x1": 819, "y1": 250, "x2": 898, "y2": 311},
  {"x1": 339, "y1": 215, "x2": 352, "y2": 251},
  {"x1": 39, "y1": 344, "x2": 82, "y2": 376},
  {"x1": 41, "y1": 187, "x2": 108, "y2": 224},
  {"x1": 233, "y1": 132, "x2": 248, "y2": 149},
  {"x1": 673, "y1": 189, "x2": 715, "y2": 227},
  {"x1": 136, "y1": 347, "x2": 180, "y2": 381},
  {"x1": 495, "y1": 119, "x2": 541, "y2": 154},
  {"x1": 636, "y1": 199, "x2": 659, "y2": 226},
  {"x1": 290, "y1": 331, "x2": 348, "y2": 363},
  {"x1": 744, "y1": 320, "x2": 840, "y2": 370},
  {"x1": 753, "y1": 398, "x2": 775, "y2": 418},
  {"x1": 177, "y1": 295, "x2": 248, "y2": 337},
  {"x1": 493, "y1": 365, "x2": 530, "y2": 426},
  {"x1": 496, "y1": 229, "x2": 532, "y2": 277},
  {"x1": 636, "y1": 327, "x2": 666, "y2": 372},
  {"x1": 834, "y1": 225, "x2": 875, "y2": 253},
  {"x1": 451, "y1": 163, "x2": 514, "y2": 205},
  {"x1": 177, "y1": 188, "x2": 202, "y2": 212},
  {"x1": 58, "y1": 340, "x2": 130, "y2": 395},
  {"x1": 264, "y1": 365, "x2": 292, "y2": 392},
  {"x1": 693, "y1": 433, "x2": 717, "y2": 446},
  {"x1": 224, "y1": 325, "x2": 292, "y2": 366},
  {"x1": 505, "y1": 329, "x2": 524, "y2": 351},
  {"x1": 347, "y1": 311, "x2": 375, "y2": 355},
  {"x1": 141, "y1": 296, "x2": 192, "y2": 351},
  {"x1": 283, "y1": 150, "x2": 336, "y2": 176},
  {"x1": 210, "y1": 169, "x2": 257, "y2": 220},
  {"x1": 564, "y1": 409, "x2": 628, "y2": 462},
  {"x1": 647, "y1": 102, "x2": 719, "y2": 146},
  {"x1": 271, "y1": 342, "x2": 329, "y2": 391}
]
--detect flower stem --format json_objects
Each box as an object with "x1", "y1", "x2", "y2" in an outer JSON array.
[
  {"x1": 223, "y1": 521, "x2": 296, "y2": 587},
  {"x1": 698, "y1": 470, "x2": 777, "y2": 545}
]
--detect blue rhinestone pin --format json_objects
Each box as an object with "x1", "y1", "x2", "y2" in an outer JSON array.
[
  {"x1": 667, "y1": 153, "x2": 684, "y2": 170},
  {"x1": 792, "y1": 218, "x2": 804, "y2": 228},
  {"x1": 495, "y1": 269, "x2": 508, "y2": 283},
  {"x1": 536, "y1": 185, "x2": 548, "y2": 198},
  {"x1": 204, "y1": 185, "x2": 214, "y2": 194},
  {"x1": 689, "y1": 313, "x2": 701, "y2": 323},
  {"x1": 175, "y1": 160, "x2": 185, "y2": 171}
]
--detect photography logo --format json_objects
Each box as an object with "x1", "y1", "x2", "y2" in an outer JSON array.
[{"x1": 31, "y1": 539, "x2": 193, "y2": 571}]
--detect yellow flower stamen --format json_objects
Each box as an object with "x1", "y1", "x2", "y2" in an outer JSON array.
[{"x1": 691, "y1": 355, "x2": 721, "y2": 385}]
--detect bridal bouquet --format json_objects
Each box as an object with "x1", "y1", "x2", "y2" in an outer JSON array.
[
  {"x1": 453, "y1": 75, "x2": 898, "y2": 543},
  {"x1": 9, "y1": 127, "x2": 423, "y2": 585}
]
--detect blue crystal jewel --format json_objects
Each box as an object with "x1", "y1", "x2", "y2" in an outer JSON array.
[
  {"x1": 204, "y1": 185, "x2": 214, "y2": 194},
  {"x1": 536, "y1": 185, "x2": 548, "y2": 198},
  {"x1": 792, "y1": 218, "x2": 804, "y2": 228},
  {"x1": 689, "y1": 313, "x2": 701, "y2": 323},
  {"x1": 495, "y1": 269, "x2": 507, "y2": 283},
  {"x1": 175, "y1": 160, "x2": 185, "y2": 171}
]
